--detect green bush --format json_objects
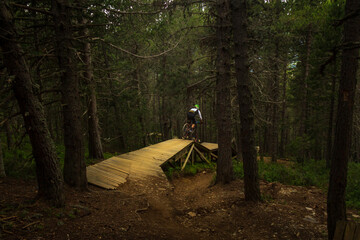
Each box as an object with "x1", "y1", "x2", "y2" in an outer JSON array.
[
  {"x1": 233, "y1": 159, "x2": 329, "y2": 187},
  {"x1": 3, "y1": 143, "x2": 36, "y2": 179},
  {"x1": 346, "y1": 162, "x2": 360, "y2": 209}
]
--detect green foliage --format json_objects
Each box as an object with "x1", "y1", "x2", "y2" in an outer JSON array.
[
  {"x1": 233, "y1": 159, "x2": 327, "y2": 187},
  {"x1": 233, "y1": 160, "x2": 244, "y2": 179},
  {"x1": 165, "y1": 161, "x2": 215, "y2": 179},
  {"x1": 233, "y1": 159, "x2": 360, "y2": 209},
  {"x1": 3, "y1": 141, "x2": 36, "y2": 179},
  {"x1": 346, "y1": 162, "x2": 360, "y2": 209},
  {"x1": 286, "y1": 135, "x2": 312, "y2": 162}
]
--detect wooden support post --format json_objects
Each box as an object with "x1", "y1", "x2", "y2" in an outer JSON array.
[
  {"x1": 192, "y1": 148, "x2": 195, "y2": 165},
  {"x1": 181, "y1": 143, "x2": 195, "y2": 171},
  {"x1": 193, "y1": 146, "x2": 211, "y2": 164},
  {"x1": 210, "y1": 152, "x2": 218, "y2": 160}
]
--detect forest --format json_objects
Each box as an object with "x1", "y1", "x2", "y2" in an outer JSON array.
[{"x1": 0, "y1": 0, "x2": 360, "y2": 239}]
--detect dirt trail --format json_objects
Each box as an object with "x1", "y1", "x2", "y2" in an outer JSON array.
[{"x1": 0, "y1": 171, "x2": 345, "y2": 240}]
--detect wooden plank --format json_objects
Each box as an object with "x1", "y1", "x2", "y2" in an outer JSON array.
[
  {"x1": 87, "y1": 166, "x2": 127, "y2": 184},
  {"x1": 334, "y1": 220, "x2": 346, "y2": 240},
  {"x1": 87, "y1": 139, "x2": 216, "y2": 186},
  {"x1": 354, "y1": 223, "x2": 360, "y2": 240},
  {"x1": 118, "y1": 154, "x2": 164, "y2": 167},
  {"x1": 87, "y1": 172, "x2": 119, "y2": 189},
  {"x1": 99, "y1": 161, "x2": 130, "y2": 175},
  {"x1": 92, "y1": 164, "x2": 129, "y2": 179},
  {"x1": 344, "y1": 221, "x2": 357, "y2": 240},
  {"x1": 104, "y1": 158, "x2": 131, "y2": 172},
  {"x1": 194, "y1": 146, "x2": 211, "y2": 164},
  {"x1": 181, "y1": 144, "x2": 194, "y2": 171},
  {"x1": 199, "y1": 142, "x2": 218, "y2": 151}
]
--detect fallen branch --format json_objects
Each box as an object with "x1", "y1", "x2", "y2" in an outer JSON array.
[
  {"x1": 22, "y1": 221, "x2": 40, "y2": 229},
  {"x1": 135, "y1": 201, "x2": 150, "y2": 220},
  {"x1": 0, "y1": 216, "x2": 17, "y2": 221}
]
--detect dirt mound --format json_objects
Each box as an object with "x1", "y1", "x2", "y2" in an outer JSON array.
[{"x1": 0, "y1": 172, "x2": 340, "y2": 240}]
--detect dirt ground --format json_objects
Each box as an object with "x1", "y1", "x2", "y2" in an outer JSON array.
[{"x1": 1, "y1": 171, "x2": 359, "y2": 240}]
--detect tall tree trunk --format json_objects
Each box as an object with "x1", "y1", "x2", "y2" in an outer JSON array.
[
  {"x1": 4, "y1": 120, "x2": 13, "y2": 150},
  {"x1": 299, "y1": 25, "x2": 312, "y2": 162},
  {"x1": 279, "y1": 63, "x2": 287, "y2": 158},
  {"x1": 82, "y1": 18, "x2": 104, "y2": 160},
  {"x1": 0, "y1": 137, "x2": 5, "y2": 177},
  {"x1": 231, "y1": 0, "x2": 261, "y2": 201},
  {"x1": 0, "y1": 2, "x2": 64, "y2": 206},
  {"x1": 52, "y1": 0, "x2": 87, "y2": 190},
  {"x1": 327, "y1": 0, "x2": 360, "y2": 238},
  {"x1": 270, "y1": 41, "x2": 280, "y2": 162},
  {"x1": 326, "y1": 51, "x2": 337, "y2": 168},
  {"x1": 215, "y1": 0, "x2": 233, "y2": 184}
]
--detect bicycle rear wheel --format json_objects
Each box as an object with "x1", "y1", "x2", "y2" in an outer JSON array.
[{"x1": 182, "y1": 123, "x2": 189, "y2": 139}]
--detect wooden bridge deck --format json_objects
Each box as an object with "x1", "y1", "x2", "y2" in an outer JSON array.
[{"x1": 87, "y1": 139, "x2": 218, "y2": 189}]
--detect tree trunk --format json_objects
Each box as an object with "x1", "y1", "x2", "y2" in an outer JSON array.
[
  {"x1": 0, "y1": 137, "x2": 5, "y2": 177},
  {"x1": 279, "y1": 62, "x2": 287, "y2": 158},
  {"x1": 327, "y1": 0, "x2": 360, "y2": 238},
  {"x1": 231, "y1": 0, "x2": 261, "y2": 201},
  {"x1": 299, "y1": 25, "x2": 312, "y2": 162},
  {"x1": 52, "y1": 0, "x2": 87, "y2": 190},
  {"x1": 0, "y1": 1, "x2": 64, "y2": 206},
  {"x1": 326, "y1": 51, "x2": 337, "y2": 168},
  {"x1": 215, "y1": 0, "x2": 233, "y2": 184},
  {"x1": 270, "y1": 41, "x2": 280, "y2": 162},
  {"x1": 82, "y1": 18, "x2": 104, "y2": 160},
  {"x1": 4, "y1": 120, "x2": 13, "y2": 150}
]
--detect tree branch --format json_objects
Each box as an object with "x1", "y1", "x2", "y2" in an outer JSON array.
[
  {"x1": 94, "y1": 37, "x2": 184, "y2": 59},
  {"x1": 10, "y1": 3, "x2": 53, "y2": 16}
]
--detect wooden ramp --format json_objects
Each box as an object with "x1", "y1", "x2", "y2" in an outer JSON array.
[{"x1": 87, "y1": 139, "x2": 218, "y2": 189}]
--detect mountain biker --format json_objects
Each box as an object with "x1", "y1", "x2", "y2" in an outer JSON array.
[{"x1": 187, "y1": 104, "x2": 203, "y2": 129}]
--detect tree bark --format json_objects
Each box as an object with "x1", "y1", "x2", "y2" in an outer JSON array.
[
  {"x1": 279, "y1": 62, "x2": 287, "y2": 158},
  {"x1": 326, "y1": 51, "x2": 337, "y2": 168},
  {"x1": 231, "y1": 0, "x2": 261, "y2": 201},
  {"x1": 81, "y1": 18, "x2": 104, "y2": 160},
  {"x1": 4, "y1": 120, "x2": 13, "y2": 150},
  {"x1": 52, "y1": 0, "x2": 87, "y2": 190},
  {"x1": 327, "y1": 0, "x2": 360, "y2": 238},
  {"x1": 270, "y1": 40, "x2": 280, "y2": 162},
  {"x1": 215, "y1": 0, "x2": 233, "y2": 184},
  {"x1": 298, "y1": 25, "x2": 312, "y2": 162},
  {"x1": 0, "y1": 137, "x2": 5, "y2": 177},
  {"x1": 0, "y1": 1, "x2": 64, "y2": 206}
]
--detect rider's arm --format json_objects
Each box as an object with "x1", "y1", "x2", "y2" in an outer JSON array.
[{"x1": 198, "y1": 110, "x2": 203, "y2": 121}]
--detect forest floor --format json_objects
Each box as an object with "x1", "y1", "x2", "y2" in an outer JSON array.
[{"x1": 1, "y1": 170, "x2": 360, "y2": 240}]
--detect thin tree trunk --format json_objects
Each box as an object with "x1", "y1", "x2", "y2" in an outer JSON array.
[
  {"x1": 279, "y1": 63, "x2": 287, "y2": 158},
  {"x1": 82, "y1": 18, "x2": 104, "y2": 160},
  {"x1": 0, "y1": 1, "x2": 64, "y2": 205},
  {"x1": 326, "y1": 51, "x2": 337, "y2": 168},
  {"x1": 270, "y1": 41, "x2": 280, "y2": 162},
  {"x1": 4, "y1": 120, "x2": 13, "y2": 150},
  {"x1": 215, "y1": 0, "x2": 233, "y2": 184},
  {"x1": 231, "y1": 0, "x2": 261, "y2": 201},
  {"x1": 327, "y1": 0, "x2": 360, "y2": 238},
  {"x1": 52, "y1": 0, "x2": 87, "y2": 190},
  {"x1": 299, "y1": 25, "x2": 312, "y2": 162},
  {"x1": 0, "y1": 137, "x2": 5, "y2": 177}
]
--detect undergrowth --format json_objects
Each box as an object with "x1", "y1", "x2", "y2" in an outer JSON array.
[
  {"x1": 233, "y1": 159, "x2": 360, "y2": 210},
  {"x1": 2, "y1": 141, "x2": 116, "y2": 179},
  {"x1": 164, "y1": 161, "x2": 215, "y2": 179}
]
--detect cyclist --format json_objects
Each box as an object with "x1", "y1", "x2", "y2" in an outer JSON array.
[{"x1": 187, "y1": 104, "x2": 203, "y2": 131}]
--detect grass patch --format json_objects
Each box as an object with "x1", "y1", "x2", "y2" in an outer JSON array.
[{"x1": 164, "y1": 161, "x2": 215, "y2": 180}]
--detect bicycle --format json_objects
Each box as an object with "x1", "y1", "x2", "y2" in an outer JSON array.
[{"x1": 182, "y1": 120, "x2": 201, "y2": 142}]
